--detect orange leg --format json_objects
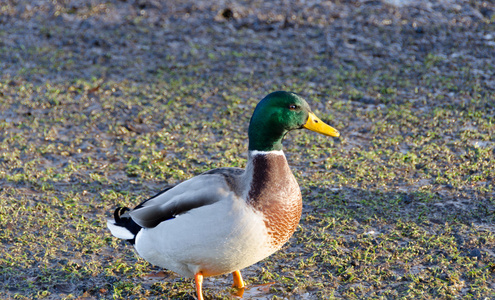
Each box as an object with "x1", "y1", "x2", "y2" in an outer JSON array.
[
  {"x1": 195, "y1": 272, "x2": 204, "y2": 300},
  {"x1": 232, "y1": 270, "x2": 245, "y2": 289}
]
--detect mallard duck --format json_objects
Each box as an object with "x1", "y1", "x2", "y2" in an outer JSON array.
[{"x1": 107, "y1": 91, "x2": 340, "y2": 299}]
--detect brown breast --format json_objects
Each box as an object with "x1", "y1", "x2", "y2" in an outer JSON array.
[{"x1": 248, "y1": 153, "x2": 302, "y2": 249}]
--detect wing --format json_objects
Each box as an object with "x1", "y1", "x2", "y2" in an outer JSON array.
[
  {"x1": 129, "y1": 168, "x2": 244, "y2": 228},
  {"x1": 133, "y1": 185, "x2": 176, "y2": 210}
]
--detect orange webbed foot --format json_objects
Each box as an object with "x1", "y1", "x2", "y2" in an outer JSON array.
[
  {"x1": 232, "y1": 270, "x2": 245, "y2": 289},
  {"x1": 195, "y1": 272, "x2": 204, "y2": 300}
]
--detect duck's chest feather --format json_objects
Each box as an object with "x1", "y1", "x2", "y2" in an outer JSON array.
[{"x1": 247, "y1": 152, "x2": 302, "y2": 249}]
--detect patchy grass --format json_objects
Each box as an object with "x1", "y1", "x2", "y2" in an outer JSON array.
[{"x1": 1, "y1": 0, "x2": 494, "y2": 299}]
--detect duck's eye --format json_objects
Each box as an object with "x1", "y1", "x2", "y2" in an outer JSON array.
[{"x1": 289, "y1": 104, "x2": 298, "y2": 110}]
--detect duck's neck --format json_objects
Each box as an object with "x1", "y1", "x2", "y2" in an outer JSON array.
[
  {"x1": 248, "y1": 149, "x2": 285, "y2": 158},
  {"x1": 245, "y1": 150, "x2": 293, "y2": 201}
]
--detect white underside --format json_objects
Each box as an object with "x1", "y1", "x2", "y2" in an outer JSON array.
[{"x1": 134, "y1": 193, "x2": 277, "y2": 278}]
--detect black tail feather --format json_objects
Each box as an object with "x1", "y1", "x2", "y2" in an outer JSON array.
[{"x1": 113, "y1": 207, "x2": 142, "y2": 244}]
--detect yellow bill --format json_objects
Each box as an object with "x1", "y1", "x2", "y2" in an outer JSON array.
[{"x1": 303, "y1": 112, "x2": 340, "y2": 137}]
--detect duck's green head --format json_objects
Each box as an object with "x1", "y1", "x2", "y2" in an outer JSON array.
[{"x1": 248, "y1": 91, "x2": 340, "y2": 151}]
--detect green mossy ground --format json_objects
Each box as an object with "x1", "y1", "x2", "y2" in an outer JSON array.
[{"x1": 1, "y1": 1, "x2": 494, "y2": 299}]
